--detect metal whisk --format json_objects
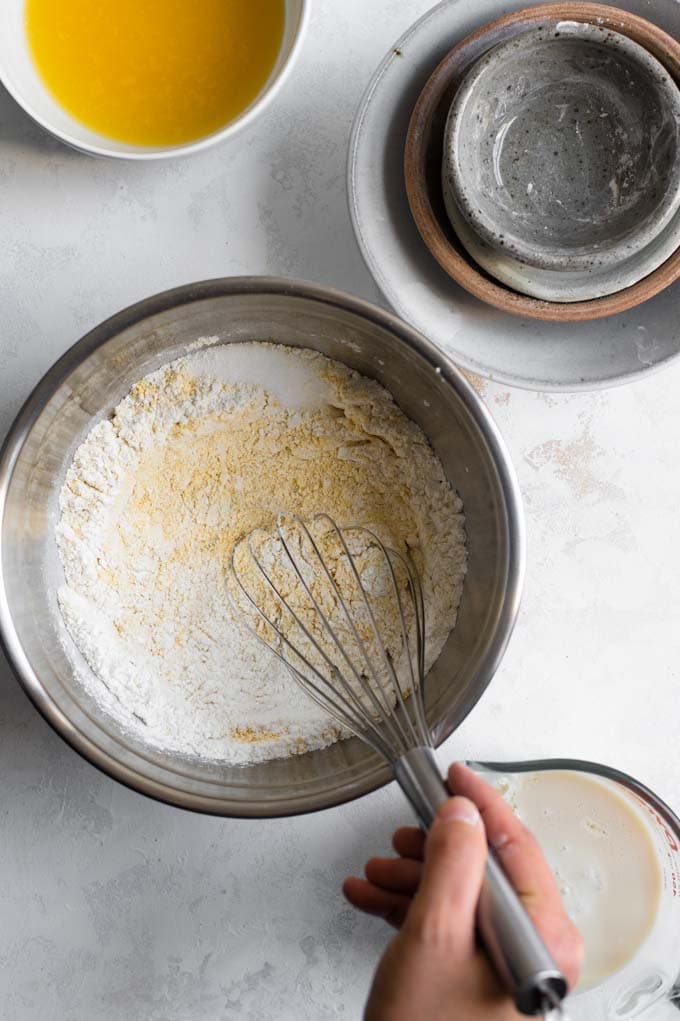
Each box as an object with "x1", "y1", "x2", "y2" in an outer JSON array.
[{"x1": 228, "y1": 512, "x2": 567, "y2": 1018}]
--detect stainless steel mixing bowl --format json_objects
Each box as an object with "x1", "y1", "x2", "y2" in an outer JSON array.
[{"x1": 0, "y1": 277, "x2": 524, "y2": 816}]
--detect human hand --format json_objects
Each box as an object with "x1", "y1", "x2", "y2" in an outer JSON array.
[{"x1": 343, "y1": 763, "x2": 583, "y2": 1021}]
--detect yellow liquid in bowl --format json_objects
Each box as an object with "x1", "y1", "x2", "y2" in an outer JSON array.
[{"x1": 25, "y1": 0, "x2": 286, "y2": 146}]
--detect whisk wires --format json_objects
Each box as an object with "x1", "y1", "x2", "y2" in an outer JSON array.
[{"x1": 228, "y1": 513, "x2": 431, "y2": 762}]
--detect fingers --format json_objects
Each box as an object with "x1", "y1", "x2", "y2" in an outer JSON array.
[
  {"x1": 365, "y1": 856, "x2": 422, "y2": 894},
  {"x1": 392, "y1": 826, "x2": 425, "y2": 860},
  {"x1": 449, "y1": 763, "x2": 584, "y2": 989},
  {"x1": 406, "y1": 796, "x2": 487, "y2": 955},
  {"x1": 342, "y1": 876, "x2": 411, "y2": 928},
  {"x1": 348, "y1": 771, "x2": 582, "y2": 988},
  {"x1": 448, "y1": 763, "x2": 560, "y2": 909},
  {"x1": 343, "y1": 843, "x2": 423, "y2": 933}
]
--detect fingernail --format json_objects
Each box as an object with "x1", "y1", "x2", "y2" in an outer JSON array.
[{"x1": 437, "y1": 796, "x2": 479, "y2": 827}]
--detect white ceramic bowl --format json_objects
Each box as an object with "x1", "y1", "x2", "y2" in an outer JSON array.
[{"x1": 0, "y1": 0, "x2": 308, "y2": 160}]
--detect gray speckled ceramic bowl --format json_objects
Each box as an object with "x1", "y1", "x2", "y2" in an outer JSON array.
[
  {"x1": 349, "y1": 0, "x2": 680, "y2": 383},
  {"x1": 444, "y1": 22, "x2": 680, "y2": 273},
  {"x1": 444, "y1": 176, "x2": 680, "y2": 302}
]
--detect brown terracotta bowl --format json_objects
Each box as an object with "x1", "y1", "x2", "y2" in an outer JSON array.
[{"x1": 404, "y1": 2, "x2": 680, "y2": 322}]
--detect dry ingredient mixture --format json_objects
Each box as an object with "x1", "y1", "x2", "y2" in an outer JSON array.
[{"x1": 56, "y1": 342, "x2": 466, "y2": 763}]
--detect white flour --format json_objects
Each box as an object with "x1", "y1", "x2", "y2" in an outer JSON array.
[{"x1": 57, "y1": 343, "x2": 466, "y2": 763}]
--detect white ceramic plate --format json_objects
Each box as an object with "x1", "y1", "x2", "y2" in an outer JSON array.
[{"x1": 347, "y1": 0, "x2": 680, "y2": 391}]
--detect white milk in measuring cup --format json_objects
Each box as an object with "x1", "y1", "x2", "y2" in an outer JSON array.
[{"x1": 473, "y1": 762, "x2": 680, "y2": 1020}]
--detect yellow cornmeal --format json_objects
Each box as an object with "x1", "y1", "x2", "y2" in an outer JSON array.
[
  {"x1": 231, "y1": 725, "x2": 282, "y2": 743},
  {"x1": 26, "y1": 0, "x2": 285, "y2": 146},
  {"x1": 120, "y1": 399, "x2": 420, "y2": 578},
  {"x1": 56, "y1": 344, "x2": 466, "y2": 764}
]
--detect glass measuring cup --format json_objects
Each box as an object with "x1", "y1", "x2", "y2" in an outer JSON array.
[{"x1": 470, "y1": 759, "x2": 680, "y2": 1020}]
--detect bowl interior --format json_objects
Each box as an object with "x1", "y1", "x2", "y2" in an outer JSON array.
[
  {"x1": 446, "y1": 25, "x2": 680, "y2": 271},
  {"x1": 0, "y1": 0, "x2": 306, "y2": 158},
  {"x1": 0, "y1": 282, "x2": 521, "y2": 816}
]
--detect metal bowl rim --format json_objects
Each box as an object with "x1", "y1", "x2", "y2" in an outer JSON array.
[{"x1": 0, "y1": 275, "x2": 526, "y2": 817}]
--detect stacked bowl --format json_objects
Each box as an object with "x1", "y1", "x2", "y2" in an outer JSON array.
[{"x1": 404, "y1": 3, "x2": 680, "y2": 323}]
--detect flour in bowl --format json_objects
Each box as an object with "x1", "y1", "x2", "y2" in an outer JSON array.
[{"x1": 56, "y1": 343, "x2": 466, "y2": 763}]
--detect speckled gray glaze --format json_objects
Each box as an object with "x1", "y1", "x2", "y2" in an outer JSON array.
[
  {"x1": 443, "y1": 23, "x2": 680, "y2": 272},
  {"x1": 445, "y1": 173, "x2": 680, "y2": 302},
  {"x1": 348, "y1": 0, "x2": 680, "y2": 389}
]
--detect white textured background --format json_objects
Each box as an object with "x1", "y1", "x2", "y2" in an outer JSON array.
[{"x1": 1, "y1": 1, "x2": 679, "y2": 1018}]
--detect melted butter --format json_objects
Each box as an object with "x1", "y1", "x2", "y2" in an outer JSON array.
[{"x1": 26, "y1": 0, "x2": 285, "y2": 146}]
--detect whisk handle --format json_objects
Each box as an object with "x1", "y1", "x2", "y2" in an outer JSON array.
[{"x1": 393, "y1": 747, "x2": 567, "y2": 1017}]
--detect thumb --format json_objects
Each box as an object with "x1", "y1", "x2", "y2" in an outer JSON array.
[{"x1": 406, "y1": 796, "x2": 488, "y2": 954}]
